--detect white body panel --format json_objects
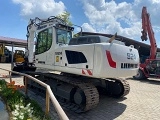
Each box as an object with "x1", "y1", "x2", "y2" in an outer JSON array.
[{"x1": 35, "y1": 42, "x2": 139, "y2": 78}]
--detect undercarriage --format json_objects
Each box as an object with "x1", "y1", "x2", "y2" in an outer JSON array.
[{"x1": 25, "y1": 72, "x2": 130, "y2": 113}]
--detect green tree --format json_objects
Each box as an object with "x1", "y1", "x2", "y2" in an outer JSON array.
[{"x1": 57, "y1": 11, "x2": 73, "y2": 26}]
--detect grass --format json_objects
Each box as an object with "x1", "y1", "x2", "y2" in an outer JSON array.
[{"x1": 0, "y1": 79, "x2": 51, "y2": 120}]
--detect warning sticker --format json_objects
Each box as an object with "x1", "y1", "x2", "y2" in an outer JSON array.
[{"x1": 56, "y1": 56, "x2": 59, "y2": 62}]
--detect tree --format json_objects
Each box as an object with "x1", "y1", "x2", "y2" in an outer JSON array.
[
  {"x1": 57, "y1": 11, "x2": 73, "y2": 26},
  {"x1": 56, "y1": 11, "x2": 82, "y2": 38}
]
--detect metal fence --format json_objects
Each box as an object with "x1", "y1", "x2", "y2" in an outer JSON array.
[{"x1": 0, "y1": 68, "x2": 69, "y2": 120}]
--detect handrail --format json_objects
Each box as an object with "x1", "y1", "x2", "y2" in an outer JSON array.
[{"x1": 0, "y1": 68, "x2": 69, "y2": 120}]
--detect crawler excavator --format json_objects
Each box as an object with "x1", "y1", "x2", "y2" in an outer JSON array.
[
  {"x1": 133, "y1": 7, "x2": 160, "y2": 80},
  {"x1": 14, "y1": 16, "x2": 139, "y2": 113}
]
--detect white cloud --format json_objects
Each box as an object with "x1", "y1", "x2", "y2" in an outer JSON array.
[
  {"x1": 80, "y1": 0, "x2": 160, "y2": 41},
  {"x1": 12, "y1": 0, "x2": 66, "y2": 19},
  {"x1": 81, "y1": 23, "x2": 96, "y2": 32}
]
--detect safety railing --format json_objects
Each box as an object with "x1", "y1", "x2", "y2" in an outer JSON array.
[{"x1": 0, "y1": 68, "x2": 69, "y2": 120}]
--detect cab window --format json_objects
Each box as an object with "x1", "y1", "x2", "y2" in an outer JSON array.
[
  {"x1": 57, "y1": 29, "x2": 72, "y2": 44},
  {"x1": 35, "y1": 28, "x2": 52, "y2": 55}
]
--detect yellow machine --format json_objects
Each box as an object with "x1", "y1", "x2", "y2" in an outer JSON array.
[
  {"x1": 14, "y1": 50, "x2": 25, "y2": 63},
  {"x1": 0, "y1": 44, "x2": 6, "y2": 63},
  {"x1": 0, "y1": 44, "x2": 5, "y2": 55}
]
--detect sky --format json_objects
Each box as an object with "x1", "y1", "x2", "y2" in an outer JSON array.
[{"x1": 0, "y1": 0, "x2": 160, "y2": 49}]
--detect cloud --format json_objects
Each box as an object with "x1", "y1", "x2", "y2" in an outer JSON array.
[
  {"x1": 80, "y1": 0, "x2": 160, "y2": 40},
  {"x1": 81, "y1": 23, "x2": 96, "y2": 32},
  {"x1": 12, "y1": 0, "x2": 66, "y2": 19}
]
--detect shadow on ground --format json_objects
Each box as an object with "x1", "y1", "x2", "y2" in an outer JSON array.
[{"x1": 65, "y1": 95, "x2": 127, "y2": 120}]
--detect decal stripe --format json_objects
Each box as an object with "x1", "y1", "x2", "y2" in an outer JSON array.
[
  {"x1": 82, "y1": 69, "x2": 93, "y2": 76},
  {"x1": 87, "y1": 70, "x2": 93, "y2": 75},
  {"x1": 82, "y1": 69, "x2": 85, "y2": 74},
  {"x1": 106, "y1": 50, "x2": 116, "y2": 68}
]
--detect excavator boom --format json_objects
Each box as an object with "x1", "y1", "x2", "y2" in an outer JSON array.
[
  {"x1": 133, "y1": 6, "x2": 160, "y2": 80},
  {"x1": 141, "y1": 6, "x2": 157, "y2": 59}
]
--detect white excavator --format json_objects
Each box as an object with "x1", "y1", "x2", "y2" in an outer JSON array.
[{"x1": 14, "y1": 16, "x2": 139, "y2": 113}]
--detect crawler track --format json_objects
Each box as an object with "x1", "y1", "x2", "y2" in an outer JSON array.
[
  {"x1": 45, "y1": 73, "x2": 99, "y2": 112},
  {"x1": 58, "y1": 83, "x2": 99, "y2": 113},
  {"x1": 26, "y1": 72, "x2": 130, "y2": 112},
  {"x1": 118, "y1": 78, "x2": 130, "y2": 97},
  {"x1": 27, "y1": 72, "x2": 99, "y2": 113},
  {"x1": 106, "y1": 78, "x2": 130, "y2": 98}
]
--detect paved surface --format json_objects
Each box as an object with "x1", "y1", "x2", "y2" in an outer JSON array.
[{"x1": 1, "y1": 63, "x2": 160, "y2": 120}]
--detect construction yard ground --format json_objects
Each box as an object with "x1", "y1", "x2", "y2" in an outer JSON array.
[{"x1": 0, "y1": 63, "x2": 160, "y2": 120}]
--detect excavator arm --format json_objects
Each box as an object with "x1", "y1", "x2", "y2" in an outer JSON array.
[
  {"x1": 27, "y1": 20, "x2": 37, "y2": 64},
  {"x1": 141, "y1": 6, "x2": 157, "y2": 59}
]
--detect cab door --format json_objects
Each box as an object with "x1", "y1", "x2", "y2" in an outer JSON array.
[{"x1": 35, "y1": 28, "x2": 51, "y2": 65}]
